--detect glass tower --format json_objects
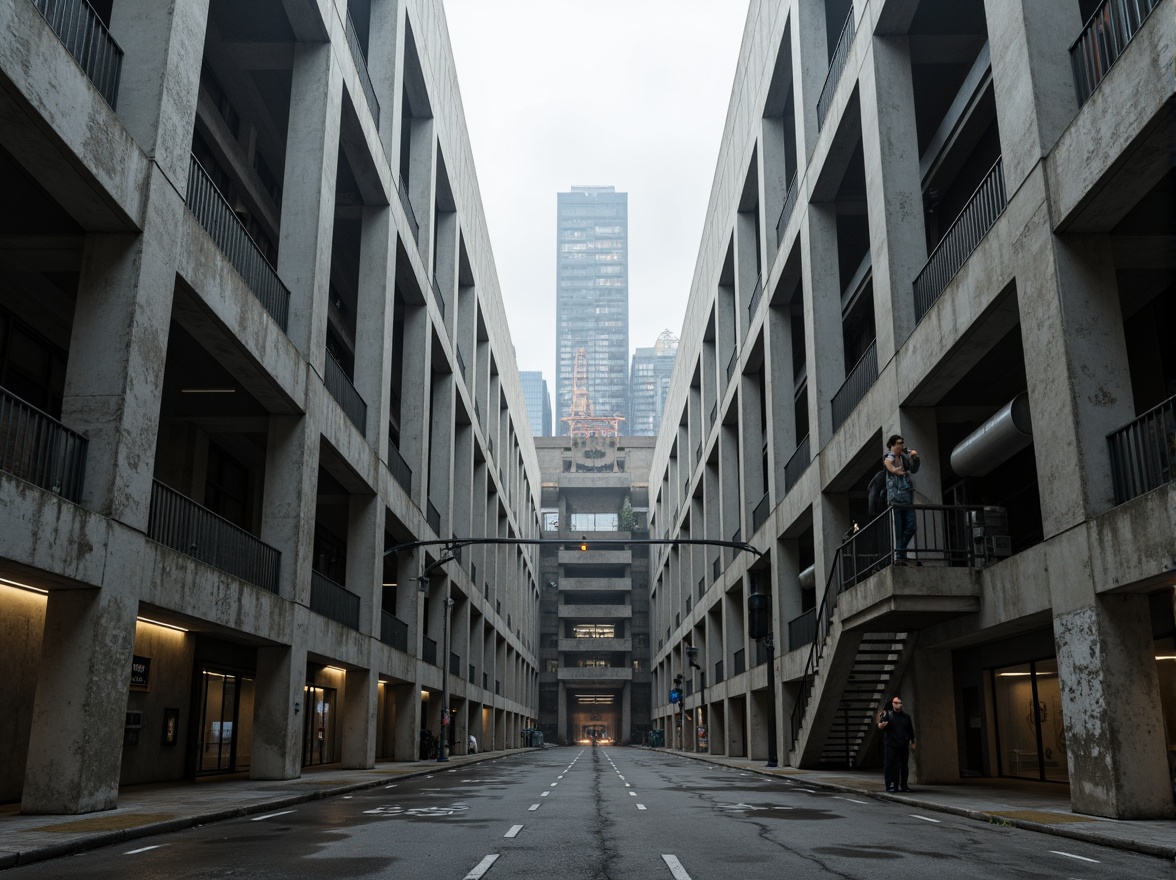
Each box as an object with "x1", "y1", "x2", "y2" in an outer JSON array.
[
  {"x1": 519, "y1": 371, "x2": 553, "y2": 437},
  {"x1": 556, "y1": 186, "x2": 629, "y2": 434},
  {"x1": 628, "y1": 330, "x2": 678, "y2": 436}
]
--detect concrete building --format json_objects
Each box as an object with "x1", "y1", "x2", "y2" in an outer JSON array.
[
  {"x1": 629, "y1": 330, "x2": 679, "y2": 436},
  {"x1": 555, "y1": 186, "x2": 630, "y2": 434},
  {"x1": 520, "y1": 370, "x2": 553, "y2": 437},
  {"x1": 535, "y1": 436, "x2": 654, "y2": 746},
  {"x1": 648, "y1": 0, "x2": 1175, "y2": 819},
  {"x1": 0, "y1": 0, "x2": 541, "y2": 813}
]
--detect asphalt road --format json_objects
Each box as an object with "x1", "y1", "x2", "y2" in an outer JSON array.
[{"x1": 9, "y1": 748, "x2": 1170, "y2": 879}]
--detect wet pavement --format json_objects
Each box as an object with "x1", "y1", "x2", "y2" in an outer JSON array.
[{"x1": 0, "y1": 747, "x2": 1171, "y2": 870}]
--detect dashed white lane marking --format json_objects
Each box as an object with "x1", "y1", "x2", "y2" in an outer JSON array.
[
  {"x1": 795, "y1": 788, "x2": 816, "y2": 793},
  {"x1": 343, "y1": 796, "x2": 352, "y2": 799},
  {"x1": 833, "y1": 796, "x2": 868, "y2": 805},
  {"x1": 625, "y1": 783, "x2": 631, "y2": 787},
  {"x1": 504, "y1": 825, "x2": 523, "y2": 838},
  {"x1": 463, "y1": 854, "x2": 500, "y2": 879},
  {"x1": 125, "y1": 845, "x2": 164, "y2": 855},
  {"x1": 629, "y1": 791, "x2": 637, "y2": 797},
  {"x1": 384, "y1": 784, "x2": 397, "y2": 789},
  {"x1": 662, "y1": 854, "x2": 693, "y2": 879},
  {"x1": 550, "y1": 782, "x2": 558, "y2": 787},
  {"x1": 1049, "y1": 851, "x2": 1099, "y2": 863},
  {"x1": 251, "y1": 810, "x2": 295, "y2": 821},
  {"x1": 636, "y1": 804, "x2": 647, "y2": 811},
  {"x1": 910, "y1": 814, "x2": 940, "y2": 823},
  {"x1": 541, "y1": 791, "x2": 550, "y2": 797},
  {"x1": 529, "y1": 803, "x2": 541, "y2": 811}
]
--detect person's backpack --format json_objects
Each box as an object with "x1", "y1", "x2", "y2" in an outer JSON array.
[{"x1": 867, "y1": 469, "x2": 887, "y2": 518}]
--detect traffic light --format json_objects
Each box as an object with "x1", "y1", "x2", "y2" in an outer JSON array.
[
  {"x1": 579, "y1": 536, "x2": 589, "y2": 551},
  {"x1": 748, "y1": 593, "x2": 771, "y2": 640}
]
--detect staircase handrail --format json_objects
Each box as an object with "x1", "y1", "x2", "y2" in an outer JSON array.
[{"x1": 789, "y1": 541, "x2": 845, "y2": 745}]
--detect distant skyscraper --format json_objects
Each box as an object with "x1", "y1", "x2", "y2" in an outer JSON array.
[
  {"x1": 629, "y1": 330, "x2": 678, "y2": 436},
  {"x1": 556, "y1": 186, "x2": 629, "y2": 434},
  {"x1": 520, "y1": 371, "x2": 553, "y2": 437}
]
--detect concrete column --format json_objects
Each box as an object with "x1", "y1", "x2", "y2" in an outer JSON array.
[
  {"x1": 1054, "y1": 594, "x2": 1173, "y2": 818},
  {"x1": 345, "y1": 493, "x2": 382, "y2": 634},
  {"x1": 260, "y1": 415, "x2": 319, "y2": 604},
  {"x1": 557, "y1": 681, "x2": 567, "y2": 744},
  {"x1": 394, "y1": 682, "x2": 420, "y2": 761},
  {"x1": 890, "y1": 408, "x2": 941, "y2": 505},
  {"x1": 776, "y1": 537, "x2": 804, "y2": 652},
  {"x1": 738, "y1": 375, "x2": 766, "y2": 527},
  {"x1": 793, "y1": 0, "x2": 830, "y2": 161},
  {"x1": 727, "y1": 698, "x2": 746, "y2": 757},
  {"x1": 766, "y1": 303, "x2": 797, "y2": 496},
  {"x1": 399, "y1": 307, "x2": 431, "y2": 509},
  {"x1": 813, "y1": 492, "x2": 851, "y2": 605},
  {"x1": 407, "y1": 118, "x2": 436, "y2": 263},
  {"x1": 62, "y1": 172, "x2": 182, "y2": 528},
  {"x1": 907, "y1": 646, "x2": 958, "y2": 783},
  {"x1": 253, "y1": 638, "x2": 307, "y2": 780},
  {"x1": 368, "y1": 0, "x2": 403, "y2": 156},
  {"x1": 859, "y1": 35, "x2": 926, "y2": 360},
  {"x1": 341, "y1": 666, "x2": 376, "y2": 769},
  {"x1": 21, "y1": 584, "x2": 137, "y2": 813},
  {"x1": 749, "y1": 689, "x2": 770, "y2": 761},
  {"x1": 353, "y1": 206, "x2": 395, "y2": 458},
  {"x1": 109, "y1": 0, "x2": 209, "y2": 189},
  {"x1": 1020, "y1": 234, "x2": 1133, "y2": 535},
  {"x1": 277, "y1": 42, "x2": 342, "y2": 364},
  {"x1": 984, "y1": 0, "x2": 1083, "y2": 195},
  {"x1": 800, "y1": 205, "x2": 843, "y2": 447}
]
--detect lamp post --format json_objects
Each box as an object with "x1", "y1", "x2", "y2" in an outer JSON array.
[
  {"x1": 762, "y1": 633, "x2": 778, "y2": 768},
  {"x1": 748, "y1": 590, "x2": 777, "y2": 767},
  {"x1": 438, "y1": 592, "x2": 454, "y2": 763}
]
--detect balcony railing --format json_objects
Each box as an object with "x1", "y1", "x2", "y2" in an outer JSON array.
[
  {"x1": 787, "y1": 608, "x2": 816, "y2": 652},
  {"x1": 422, "y1": 636, "x2": 437, "y2": 666},
  {"x1": 752, "y1": 491, "x2": 771, "y2": 534},
  {"x1": 695, "y1": 441, "x2": 702, "y2": 464},
  {"x1": 450, "y1": 652, "x2": 461, "y2": 677},
  {"x1": 324, "y1": 352, "x2": 367, "y2": 434},
  {"x1": 33, "y1": 0, "x2": 123, "y2": 108},
  {"x1": 698, "y1": 576, "x2": 705, "y2": 599},
  {"x1": 784, "y1": 434, "x2": 811, "y2": 494},
  {"x1": 746, "y1": 276, "x2": 763, "y2": 323},
  {"x1": 712, "y1": 555, "x2": 721, "y2": 581},
  {"x1": 388, "y1": 435, "x2": 413, "y2": 495},
  {"x1": 913, "y1": 158, "x2": 1006, "y2": 322},
  {"x1": 733, "y1": 649, "x2": 745, "y2": 676},
  {"x1": 1107, "y1": 394, "x2": 1175, "y2": 505},
  {"x1": 344, "y1": 11, "x2": 380, "y2": 125},
  {"x1": 709, "y1": 402, "x2": 718, "y2": 430},
  {"x1": 775, "y1": 172, "x2": 799, "y2": 248},
  {"x1": 0, "y1": 387, "x2": 87, "y2": 502},
  {"x1": 380, "y1": 610, "x2": 409, "y2": 652},
  {"x1": 1070, "y1": 0, "x2": 1162, "y2": 105},
  {"x1": 816, "y1": 8, "x2": 855, "y2": 130},
  {"x1": 831, "y1": 339, "x2": 878, "y2": 432},
  {"x1": 726, "y1": 346, "x2": 739, "y2": 383},
  {"x1": 431, "y1": 277, "x2": 446, "y2": 320},
  {"x1": 427, "y1": 499, "x2": 442, "y2": 534},
  {"x1": 397, "y1": 177, "x2": 420, "y2": 242},
  {"x1": 310, "y1": 570, "x2": 360, "y2": 629},
  {"x1": 186, "y1": 155, "x2": 290, "y2": 331},
  {"x1": 148, "y1": 480, "x2": 279, "y2": 592},
  {"x1": 714, "y1": 660, "x2": 724, "y2": 684},
  {"x1": 457, "y1": 346, "x2": 467, "y2": 382}
]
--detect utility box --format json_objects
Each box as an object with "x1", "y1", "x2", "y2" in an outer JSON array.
[{"x1": 968, "y1": 507, "x2": 1011, "y2": 565}]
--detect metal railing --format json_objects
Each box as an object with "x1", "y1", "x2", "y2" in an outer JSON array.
[
  {"x1": 831, "y1": 339, "x2": 878, "y2": 432},
  {"x1": 388, "y1": 434, "x2": 412, "y2": 495},
  {"x1": 431, "y1": 277, "x2": 446, "y2": 320},
  {"x1": 726, "y1": 346, "x2": 739, "y2": 383},
  {"x1": 324, "y1": 352, "x2": 367, "y2": 434},
  {"x1": 33, "y1": 0, "x2": 123, "y2": 108},
  {"x1": 714, "y1": 660, "x2": 724, "y2": 684},
  {"x1": 775, "y1": 172, "x2": 799, "y2": 248},
  {"x1": 397, "y1": 177, "x2": 420, "y2": 242},
  {"x1": 344, "y1": 10, "x2": 379, "y2": 125},
  {"x1": 816, "y1": 8, "x2": 855, "y2": 130},
  {"x1": 450, "y1": 652, "x2": 461, "y2": 676},
  {"x1": 698, "y1": 576, "x2": 705, "y2": 599},
  {"x1": 380, "y1": 610, "x2": 409, "y2": 651},
  {"x1": 1107, "y1": 394, "x2": 1175, "y2": 505},
  {"x1": 427, "y1": 499, "x2": 442, "y2": 534},
  {"x1": 457, "y1": 346, "x2": 467, "y2": 382},
  {"x1": 746, "y1": 275, "x2": 763, "y2": 323},
  {"x1": 733, "y1": 649, "x2": 745, "y2": 676},
  {"x1": 422, "y1": 636, "x2": 437, "y2": 665},
  {"x1": 787, "y1": 608, "x2": 816, "y2": 652},
  {"x1": 0, "y1": 387, "x2": 87, "y2": 502},
  {"x1": 784, "y1": 434, "x2": 811, "y2": 494},
  {"x1": 712, "y1": 556, "x2": 721, "y2": 581},
  {"x1": 709, "y1": 402, "x2": 718, "y2": 430},
  {"x1": 186, "y1": 155, "x2": 290, "y2": 331},
  {"x1": 695, "y1": 441, "x2": 702, "y2": 464},
  {"x1": 148, "y1": 480, "x2": 279, "y2": 592},
  {"x1": 310, "y1": 570, "x2": 360, "y2": 629},
  {"x1": 913, "y1": 157, "x2": 1006, "y2": 322},
  {"x1": 753, "y1": 491, "x2": 771, "y2": 534},
  {"x1": 1070, "y1": 0, "x2": 1162, "y2": 105}
]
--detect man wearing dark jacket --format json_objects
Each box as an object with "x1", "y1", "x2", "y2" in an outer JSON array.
[{"x1": 877, "y1": 695, "x2": 916, "y2": 792}]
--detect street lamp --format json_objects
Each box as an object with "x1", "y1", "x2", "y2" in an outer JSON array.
[
  {"x1": 748, "y1": 590, "x2": 778, "y2": 768},
  {"x1": 438, "y1": 593, "x2": 455, "y2": 763}
]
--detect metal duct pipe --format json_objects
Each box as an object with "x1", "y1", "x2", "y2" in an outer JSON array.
[
  {"x1": 950, "y1": 393, "x2": 1034, "y2": 477},
  {"x1": 797, "y1": 564, "x2": 816, "y2": 591}
]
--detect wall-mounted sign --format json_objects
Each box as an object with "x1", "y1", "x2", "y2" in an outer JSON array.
[
  {"x1": 162, "y1": 707, "x2": 180, "y2": 745},
  {"x1": 130, "y1": 655, "x2": 150, "y2": 691}
]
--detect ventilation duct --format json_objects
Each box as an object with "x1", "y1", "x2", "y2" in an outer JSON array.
[
  {"x1": 797, "y1": 564, "x2": 816, "y2": 591},
  {"x1": 950, "y1": 393, "x2": 1033, "y2": 477}
]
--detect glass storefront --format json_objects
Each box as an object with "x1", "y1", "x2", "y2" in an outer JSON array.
[
  {"x1": 992, "y1": 659, "x2": 1067, "y2": 782},
  {"x1": 197, "y1": 670, "x2": 254, "y2": 775},
  {"x1": 302, "y1": 685, "x2": 336, "y2": 766}
]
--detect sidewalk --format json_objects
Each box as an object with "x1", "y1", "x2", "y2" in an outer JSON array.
[{"x1": 1, "y1": 748, "x2": 1172, "y2": 869}]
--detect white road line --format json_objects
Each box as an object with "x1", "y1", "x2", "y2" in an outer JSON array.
[
  {"x1": 541, "y1": 791, "x2": 550, "y2": 797},
  {"x1": 662, "y1": 854, "x2": 693, "y2": 879},
  {"x1": 463, "y1": 854, "x2": 500, "y2": 879},
  {"x1": 625, "y1": 783, "x2": 631, "y2": 787},
  {"x1": 384, "y1": 784, "x2": 397, "y2": 788},
  {"x1": 1049, "y1": 851, "x2": 1099, "y2": 863},
  {"x1": 550, "y1": 782, "x2": 558, "y2": 787},
  {"x1": 504, "y1": 824, "x2": 523, "y2": 838},
  {"x1": 343, "y1": 796, "x2": 352, "y2": 799},
  {"x1": 629, "y1": 791, "x2": 637, "y2": 797},
  {"x1": 833, "y1": 796, "x2": 868, "y2": 805},
  {"x1": 910, "y1": 814, "x2": 941, "y2": 823},
  {"x1": 251, "y1": 810, "x2": 296, "y2": 821},
  {"x1": 529, "y1": 803, "x2": 541, "y2": 811},
  {"x1": 124, "y1": 845, "x2": 164, "y2": 855},
  {"x1": 636, "y1": 804, "x2": 647, "y2": 810}
]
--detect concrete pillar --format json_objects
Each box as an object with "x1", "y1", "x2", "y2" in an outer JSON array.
[
  {"x1": 253, "y1": 638, "x2": 307, "y2": 779},
  {"x1": 260, "y1": 415, "x2": 319, "y2": 604},
  {"x1": 353, "y1": 206, "x2": 395, "y2": 457},
  {"x1": 367, "y1": 0, "x2": 403, "y2": 156},
  {"x1": 1054, "y1": 594, "x2": 1174, "y2": 818},
  {"x1": 859, "y1": 35, "x2": 926, "y2": 360},
  {"x1": 801, "y1": 205, "x2": 844, "y2": 447},
  {"x1": 749, "y1": 689, "x2": 770, "y2": 761},
  {"x1": 398, "y1": 306, "x2": 431, "y2": 509},
  {"x1": 777, "y1": 537, "x2": 804, "y2": 652},
  {"x1": 394, "y1": 682, "x2": 420, "y2": 761},
  {"x1": 984, "y1": 0, "x2": 1083, "y2": 195},
  {"x1": 109, "y1": 0, "x2": 209, "y2": 189},
  {"x1": 277, "y1": 42, "x2": 342, "y2": 364},
  {"x1": 557, "y1": 680, "x2": 567, "y2": 744},
  {"x1": 727, "y1": 698, "x2": 746, "y2": 757},
  {"x1": 907, "y1": 646, "x2": 958, "y2": 783},
  {"x1": 890, "y1": 408, "x2": 941, "y2": 504},
  {"x1": 341, "y1": 666, "x2": 376, "y2": 769},
  {"x1": 766, "y1": 302, "x2": 797, "y2": 497},
  {"x1": 794, "y1": 0, "x2": 830, "y2": 161},
  {"x1": 62, "y1": 173, "x2": 181, "y2": 529},
  {"x1": 813, "y1": 492, "x2": 851, "y2": 604},
  {"x1": 21, "y1": 584, "x2": 137, "y2": 813},
  {"x1": 346, "y1": 493, "x2": 381, "y2": 634}
]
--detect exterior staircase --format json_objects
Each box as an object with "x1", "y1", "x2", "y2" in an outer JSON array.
[{"x1": 817, "y1": 633, "x2": 909, "y2": 767}]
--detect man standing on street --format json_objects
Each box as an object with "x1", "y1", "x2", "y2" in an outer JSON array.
[{"x1": 878, "y1": 695, "x2": 916, "y2": 792}]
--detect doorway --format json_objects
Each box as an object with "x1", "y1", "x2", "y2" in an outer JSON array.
[
  {"x1": 302, "y1": 685, "x2": 337, "y2": 766},
  {"x1": 991, "y1": 659, "x2": 1068, "y2": 782},
  {"x1": 196, "y1": 670, "x2": 254, "y2": 775}
]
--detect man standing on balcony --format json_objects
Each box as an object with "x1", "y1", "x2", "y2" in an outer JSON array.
[
  {"x1": 878, "y1": 695, "x2": 916, "y2": 792},
  {"x1": 883, "y1": 435, "x2": 920, "y2": 564}
]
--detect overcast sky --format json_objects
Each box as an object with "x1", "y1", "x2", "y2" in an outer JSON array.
[{"x1": 442, "y1": 0, "x2": 751, "y2": 384}]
